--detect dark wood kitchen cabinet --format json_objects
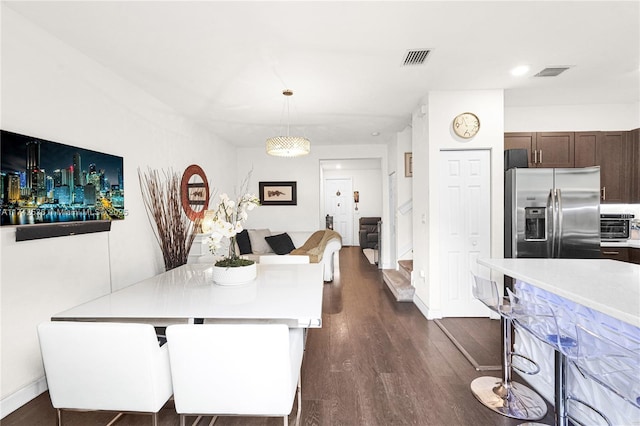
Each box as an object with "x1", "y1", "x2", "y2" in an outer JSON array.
[
  {"x1": 504, "y1": 132, "x2": 535, "y2": 167},
  {"x1": 630, "y1": 128, "x2": 640, "y2": 203},
  {"x1": 574, "y1": 132, "x2": 598, "y2": 166},
  {"x1": 504, "y1": 132, "x2": 574, "y2": 168},
  {"x1": 600, "y1": 247, "x2": 630, "y2": 262},
  {"x1": 574, "y1": 131, "x2": 630, "y2": 204},
  {"x1": 630, "y1": 248, "x2": 640, "y2": 265},
  {"x1": 534, "y1": 132, "x2": 575, "y2": 167}
]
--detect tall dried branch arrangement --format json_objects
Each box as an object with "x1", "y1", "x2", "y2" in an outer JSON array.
[{"x1": 138, "y1": 167, "x2": 201, "y2": 271}]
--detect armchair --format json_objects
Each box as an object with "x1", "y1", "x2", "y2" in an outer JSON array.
[{"x1": 359, "y1": 217, "x2": 380, "y2": 249}]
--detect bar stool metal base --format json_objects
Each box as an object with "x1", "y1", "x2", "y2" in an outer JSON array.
[{"x1": 470, "y1": 376, "x2": 547, "y2": 421}]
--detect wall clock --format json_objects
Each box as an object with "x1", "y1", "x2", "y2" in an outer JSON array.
[{"x1": 452, "y1": 112, "x2": 480, "y2": 139}]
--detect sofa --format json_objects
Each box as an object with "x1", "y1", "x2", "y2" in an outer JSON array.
[
  {"x1": 188, "y1": 229, "x2": 342, "y2": 282},
  {"x1": 359, "y1": 217, "x2": 380, "y2": 249}
]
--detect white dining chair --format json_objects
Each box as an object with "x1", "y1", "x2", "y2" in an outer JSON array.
[
  {"x1": 166, "y1": 323, "x2": 304, "y2": 426},
  {"x1": 37, "y1": 321, "x2": 173, "y2": 426},
  {"x1": 258, "y1": 255, "x2": 310, "y2": 264}
]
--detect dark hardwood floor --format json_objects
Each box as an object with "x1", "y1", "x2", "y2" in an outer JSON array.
[{"x1": 2, "y1": 247, "x2": 555, "y2": 426}]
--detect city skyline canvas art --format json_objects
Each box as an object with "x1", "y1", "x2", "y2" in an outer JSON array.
[{"x1": 1, "y1": 129, "x2": 125, "y2": 226}]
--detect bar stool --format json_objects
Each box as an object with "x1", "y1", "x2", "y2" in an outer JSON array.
[
  {"x1": 469, "y1": 274, "x2": 547, "y2": 421},
  {"x1": 506, "y1": 288, "x2": 612, "y2": 426},
  {"x1": 574, "y1": 322, "x2": 640, "y2": 409}
]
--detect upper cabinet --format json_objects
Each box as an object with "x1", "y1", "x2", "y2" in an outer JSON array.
[
  {"x1": 630, "y1": 129, "x2": 640, "y2": 203},
  {"x1": 507, "y1": 130, "x2": 637, "y2": 204},
  {"x1": 504, "y1": 132, "x2": 574, "y2": 168},
  {"x1": 504, "y1": 132, "x2": 535, "y2": 167},
  {"x1": 575, "y1": 131, "x2": 630, "y2": 204}
]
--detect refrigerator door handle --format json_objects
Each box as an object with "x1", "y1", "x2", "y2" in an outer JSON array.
[
  {"x1": 556, "y1": 189, "x2": 563, "y2": 257},
  {"x1": 547, "y1": 189, "x2": 556, "y2": 258}
]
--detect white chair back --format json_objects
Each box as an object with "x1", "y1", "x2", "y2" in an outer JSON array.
[
  {"x1": 259, "y1": 255, "x2": 310, "y2": 264},
  {"x1": 166, "y1": 323, "x2": 304, "y2": 420},
  {"x1": 37, "y1": 321, "x2": 173, "y2": 414}
]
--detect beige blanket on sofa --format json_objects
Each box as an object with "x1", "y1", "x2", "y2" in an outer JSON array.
[{"x1": 290, "y1": 229, "x2": 341, "y2": 263}]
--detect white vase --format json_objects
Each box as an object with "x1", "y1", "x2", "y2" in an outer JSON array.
[{"x1": 211, "y1": 262, "x2": 257, "y2": 286}]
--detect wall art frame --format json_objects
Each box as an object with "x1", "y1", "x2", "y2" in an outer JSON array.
[
  {"x1": 258, "y1": 181, "x2": 297, "y2": 206},
  {"x1": 404, "y1": 152, "x2": 413, "y2": 177},
  {"x1": 1, "y1": 129, "x2": 125, "y2": 239},
  {"x1": 180, "y1": 164, "x2": 209, "y2": 221}
]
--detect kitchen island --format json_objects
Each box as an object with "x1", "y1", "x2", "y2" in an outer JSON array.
[
  {"x1": 477, "y1": 258, "x2": 639, "y2": 327},
  {"x1": 478, "y1": 258, "x2": 640, "y2": 425}
]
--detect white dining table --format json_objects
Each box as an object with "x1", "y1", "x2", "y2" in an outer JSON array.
[{"x1": 52, "y1": 263, "x2": 324, "y2": 328}]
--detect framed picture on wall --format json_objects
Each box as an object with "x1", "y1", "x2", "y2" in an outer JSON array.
[
  {"x1": 404, "y1": 152, "x2": 413, "y2": 177},
  {"x1": 259, "y1": 181, "x2": 297, "y2": 206}
]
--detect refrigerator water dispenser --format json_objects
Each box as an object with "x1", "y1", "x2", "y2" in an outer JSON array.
[{"x1": 525, "y1": 207, "x2": 546, "y2": 240}]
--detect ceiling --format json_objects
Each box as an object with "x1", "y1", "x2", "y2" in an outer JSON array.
[{"x1": 4, "y1": 1, "x2": 639, "y2": 149}]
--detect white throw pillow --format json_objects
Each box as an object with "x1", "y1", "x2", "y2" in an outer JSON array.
[{"x1": 247, "y1": 229, "x2": 273, "y2": 254}]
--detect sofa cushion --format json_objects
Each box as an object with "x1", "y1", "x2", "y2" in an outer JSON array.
[
  {"x1": 235, "y1": 229, "x2": 252, "y2": 255},
  {"x1": 248, "y1": 229, "x2": 273, "y2": 254},
  {"x1": 264, "y1": 233, "x2": 296, "y2": 255}
]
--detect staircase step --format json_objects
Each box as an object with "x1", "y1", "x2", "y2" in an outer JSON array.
[
  {"x1": 397, "y1": 260, "x2": 413, "y2": 281},
  {"x1": 382, "y1": 269, "x2": 415, "y2": 302}
]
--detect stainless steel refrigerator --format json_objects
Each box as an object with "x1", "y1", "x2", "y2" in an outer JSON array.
[{"x1": 505, "y1": 167, "x2": 601, "y2": 259}]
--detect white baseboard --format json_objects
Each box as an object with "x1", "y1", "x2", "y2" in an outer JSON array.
[
  {"x1": 412, "y1": 294, "x2": 442, "y2": 320},
  {"x1": 0, "y1": 376, "x2": 48, "y2": 419}
]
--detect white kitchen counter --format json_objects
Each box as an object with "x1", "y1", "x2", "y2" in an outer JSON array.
[
  {"x1": 477, "y1": 258, "x2": 640, "y2": 327},
  {"x1": 601, "y1": 239, "x2": 640, "y2": 249}
]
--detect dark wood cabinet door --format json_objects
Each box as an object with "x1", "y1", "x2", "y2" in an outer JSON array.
[
  {"x1": 630, "y1": 129, "x2": 640, "y2": 203},
  {"x1": 535, "y1": 132, "x2": 574, "y2": 167},
  {"x1": 597, "y1": 132, "x2": 629, "y2": 203},
  {"x1": 630, "y1": 247, "x2": 640, "y2": 265},
  {"x1": 574, "y1": 132, "x2": 598, "y2": 167},
  {"x1": 600, "y1": 247, "x2": 630, "y2": 262},
  {"x1": 504, "y1": 133, "x2": 534, "y2": 167}
]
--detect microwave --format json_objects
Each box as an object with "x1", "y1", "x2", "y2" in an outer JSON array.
[{"x1": 600, "y1": 214, "x2": 634, "y2": 241}]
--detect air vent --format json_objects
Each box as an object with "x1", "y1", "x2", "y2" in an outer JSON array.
[
  {"x1": 534, "y1": 67, "x2": 571, "y2": 77},
  {"x1": 402, "y1": 49, "x2": 431, "y2": 66}
]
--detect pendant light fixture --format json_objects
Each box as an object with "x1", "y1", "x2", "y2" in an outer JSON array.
[{"x1": 266, "y1": 89, "x2": 310, "y2": 157}]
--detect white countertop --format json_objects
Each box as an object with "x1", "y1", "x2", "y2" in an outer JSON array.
[
  {"x1": 53, "y1": 263, "x2": 324, "y2": 328},
  {"x1": 601, "y1": 239, "x2": 640, "y2": 249},
  {"x1": 477, "y1": 258, "x2": 640, "y2": 327}
]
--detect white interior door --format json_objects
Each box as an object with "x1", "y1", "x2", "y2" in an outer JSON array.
[
  {"x1": 324, "y1": 178, "x2": 353, "y2": 245},
  {"x1": 439, "y1": 150, "x2": 492, "y2": 317}
]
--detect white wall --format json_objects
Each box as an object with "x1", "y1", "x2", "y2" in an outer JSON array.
[
  {"x1": 411, "y1": 90, "x2": 505, "y2": 319},
  {"x1": 0, "y1": 7, "x2": 237, "y2": 415},
  {"x1": 505, "y1": 103, "x2": 640, "y2": 131},
  {"x1": 395, "y1": 127, "x2": 413, "y2": 260}
]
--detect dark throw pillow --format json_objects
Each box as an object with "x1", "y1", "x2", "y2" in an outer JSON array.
[
  {"x1": 264, "y1": 233, "x2": 296, "y2": 255},
  {"x1": 236, "y1": 229, "x2": 253, "y2": 255}
]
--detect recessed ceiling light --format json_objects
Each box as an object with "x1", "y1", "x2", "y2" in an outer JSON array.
[
  {"x1": 511, "y1": 65, "x2": 530, "y2": 76},
  {"x1": 371, "y1": 131, "x2": 380, "y2": 136}
]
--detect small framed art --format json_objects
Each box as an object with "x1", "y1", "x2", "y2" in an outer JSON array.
[
  {"x1": 258, "y1": 181, "x2": 297, "y2": 206},
  {"x1": 404, "y1": 152, "x2": 413, "y2": 177}
]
